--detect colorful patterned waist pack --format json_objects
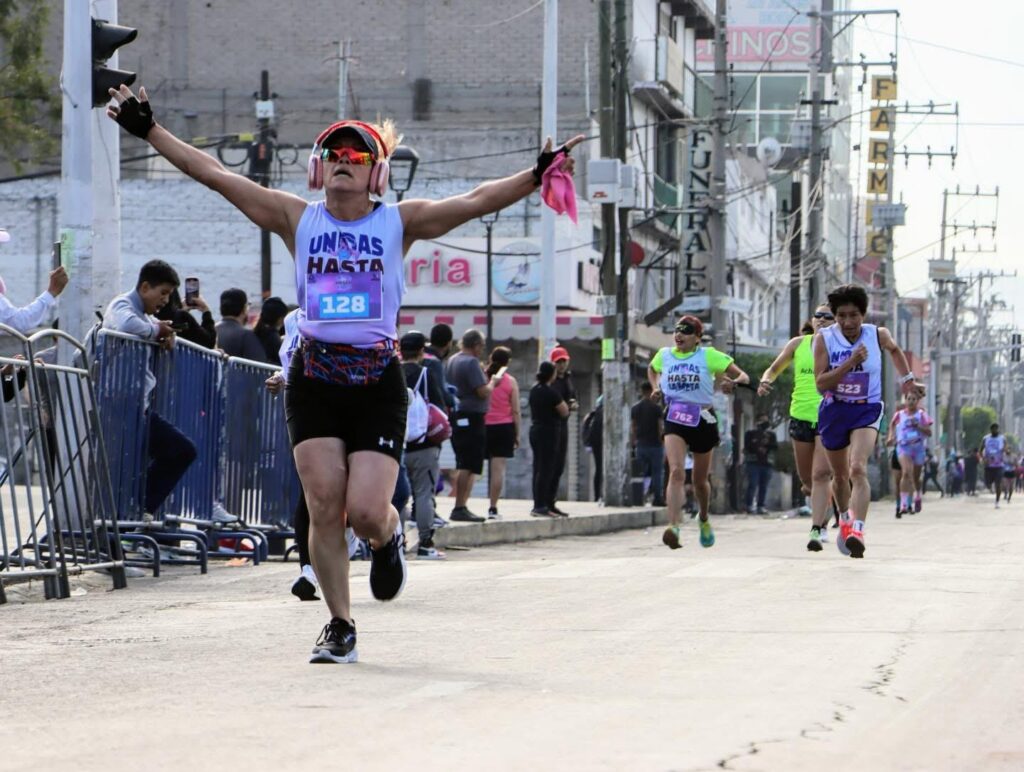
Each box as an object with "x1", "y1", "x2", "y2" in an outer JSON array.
[{"x1": 300, "y1": 338, "x2": 396, "y2": 386}]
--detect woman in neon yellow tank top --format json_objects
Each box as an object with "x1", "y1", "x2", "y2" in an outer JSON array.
[
  {"x1": 649, "y1": 315, "x2": 750, "y2": 551},
  {"x1": 758, "y1": 304, "x2": 835, "y2": 552}
]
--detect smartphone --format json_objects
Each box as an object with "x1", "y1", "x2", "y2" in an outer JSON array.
[
  {"x1": 184, "y1": 277, "x2": 199, "y2": 306},
  {"x1": 52, "y1": 241, "x2": 61, "y2": 271}
]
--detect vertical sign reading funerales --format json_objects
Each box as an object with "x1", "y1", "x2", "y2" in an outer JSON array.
[{"x1": 683, "y1": 129, "x2": 713, "y2": 295}]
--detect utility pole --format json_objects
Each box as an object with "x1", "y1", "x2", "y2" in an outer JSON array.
[
  {"x1": 787, "y1": 183, "x2": 802, "y2": 337},
  {"x1": 805, "y1": 4, "x2": 825, "y2": 310},
  {"x1": 59, "y1": 0, "x2": 95, "y2": 342},
  {"x1": 336, "y1": 40, "x2": 352, "y2": 119},
  {"x1": 250, "y1": 70, "x2": 276, "y2": 300},
  {"x1": 538, "y1": 0, "x2": 558, "y2": 364},
  {"x1": 598, "y1": 0, "x2": 630, "y2": 507},
  {"x1": 709, "y1": 0, "x2": 728, "y2": 352},
  {"x1": 931, "y1": 186, "x2": 999, "y2": 454}
]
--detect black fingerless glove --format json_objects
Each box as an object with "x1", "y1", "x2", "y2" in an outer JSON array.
[
  {"x1": 115, "y1": 96, "x2": 155, "y2": 140},
  {"x1": 532, "y1": 144, "x2": 569, "y2": 186}
]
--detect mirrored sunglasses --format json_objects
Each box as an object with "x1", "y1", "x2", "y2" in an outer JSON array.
[
  {"x1": 320, "y1": 147, "x2": 375, "y2": 165},
  {"x1": 813, "y1": 311, "x2": 834, "y2": 320}
]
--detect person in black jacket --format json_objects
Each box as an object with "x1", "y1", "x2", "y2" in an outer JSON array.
[
  {"x1": 529, "y1": 361, "x2": 569, "y2": 517},
  {"x1": 547, "y1": 346, "x2": 577, "y2": 515},
  {"x1": 154, "y1": 288, "x2": 216, "y2": 349},
  {"x1": 253, "y1": 297, "x2": 287, "y2": 364}
]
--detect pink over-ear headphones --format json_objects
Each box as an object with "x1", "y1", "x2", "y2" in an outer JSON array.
[{"x1": 307, "y1": 120, "x2": 391, "y2": 196}]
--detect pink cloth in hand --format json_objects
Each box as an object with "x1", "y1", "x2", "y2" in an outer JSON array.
[{"x1": 540, "y1": 153, "x2": 578, "y2": 224}]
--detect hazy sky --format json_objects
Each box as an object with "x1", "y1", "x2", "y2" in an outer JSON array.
[{"x1": 851, "y1": 0, "x2": 1022, "y2": 327}]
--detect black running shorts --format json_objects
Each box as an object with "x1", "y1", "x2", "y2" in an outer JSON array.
[
  {"x1": 451, "y1": 411, "x2": 487, "y2": 474},
  {"x1": 788, "y1": 417, "x2": 818, "y2": 444},
  {"x1": 663, "y1": 408, "x2": 720, "y2": 454},
  {"x1": 984, "y1": 466, "x2": 1002, "y2": 488},
  {"x1": 485, "y1": 422, "x2": 516, "y2": 459},
  {"x1": 285, "y1": 353, "x2": 407, "y2": 462}
]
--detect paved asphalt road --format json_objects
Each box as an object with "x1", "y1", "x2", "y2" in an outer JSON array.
[{"x1": 2, "y1": 493, "x2": 1022, "y2": 771}]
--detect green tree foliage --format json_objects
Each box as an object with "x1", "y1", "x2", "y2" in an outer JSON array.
[
  {"x1": 0, "y1": 0, "x2": 58, "y2": 171},
  {"x1": 734, "y1": 351, "x2": 793, "y2": 429},
  {"x1": 960, "y1": 405, "x2": 998, "y2": 453}
]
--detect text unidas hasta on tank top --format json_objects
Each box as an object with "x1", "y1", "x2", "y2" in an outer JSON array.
[{"x1": 305, "y1": 231, "x2": 385, "y2": 275}]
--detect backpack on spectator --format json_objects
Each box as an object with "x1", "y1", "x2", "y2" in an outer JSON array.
[
  {"x1": 405, "y1": 368, "x2": 430, "y2": 444},
  {"x1": 425, "y1": 403, "x2": 452, "y2": 445},
  {"x1": 582, "y1": 409, "x2": 597, "y2": 448}
]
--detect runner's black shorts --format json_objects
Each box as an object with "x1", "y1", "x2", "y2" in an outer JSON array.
[
  {"x1": 451, "y1": 411, "x2": 487, "y2": 474},
  {"x1": 486, "y1": 422, "x2": 516, "y2": 459},
  {"x1": 663, "y1": 408, "x2": 720, "y2": 454},
  {"x1": 984, "y1": 466, "x2": 1002, "y2": 488},
  {"x1": 285, "y1": 352, "x2": 406, "y2": 462},
  {"x1": 788, "y1": 417, "x2": 818, "y2": 444}
]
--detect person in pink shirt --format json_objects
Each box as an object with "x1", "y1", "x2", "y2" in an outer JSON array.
[{"x1": 484, "y1": 347, "x2": 520, "y2": 520}]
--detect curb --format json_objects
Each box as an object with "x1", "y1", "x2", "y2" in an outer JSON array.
[{"x1": 432, "y1": 507, "x2": 667, "y2": 549}]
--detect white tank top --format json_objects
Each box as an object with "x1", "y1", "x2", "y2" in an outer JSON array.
[
  {"x1": 895, "y1": 408, "x2": 928, "y2": 445},
  {"x1": 293, "y1": 201, "x2": 405, "y2": 346},
  {"x1": 658, "y1": 347, "x2": 716, "y2": 406},
  {"x1": 822, "y1": 323, "x2": 882, "y2": 403}
]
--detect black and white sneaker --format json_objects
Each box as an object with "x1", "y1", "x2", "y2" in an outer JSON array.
[
  {"x1": 291, "y1": 565, "x2": 319, "y2": 601},
  {"x1": 310, "y1": 617, "x2": 358, "y2": 664},
  {"x1": 369, "y1": 527, "x2": 407, "y2": 601}
]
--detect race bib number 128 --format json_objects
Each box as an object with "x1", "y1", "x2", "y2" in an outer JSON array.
[{"x1": 305, "y1": 271, "x2": 383, "y2": 322}]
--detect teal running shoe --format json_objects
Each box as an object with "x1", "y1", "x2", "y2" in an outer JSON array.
[{"x1": 699, "y1": 518, "x2": 715, "y2": 548}]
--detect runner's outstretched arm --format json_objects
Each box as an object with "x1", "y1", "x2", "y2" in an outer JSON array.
[
  {"x1": 758, "y1": 335, "x2": 801, "y2": 395},
  {"x1": 400, "y1": 135, "x2": 585, "y2": 248},
  {"x1": 106, "y1": 85, "x2": 306, "y2": 249},
  {"x1": 878, "y1": 326, "x2": 924, "y2": 397}
]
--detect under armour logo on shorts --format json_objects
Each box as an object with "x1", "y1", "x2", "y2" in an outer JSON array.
[{"x1": 378, "y1": 437, "x2": 394, "y2": 449}]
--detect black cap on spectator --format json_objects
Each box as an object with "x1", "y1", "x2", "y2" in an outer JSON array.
[{"x1": 400, "y1": 330, "x2": 428, "y2": 353}]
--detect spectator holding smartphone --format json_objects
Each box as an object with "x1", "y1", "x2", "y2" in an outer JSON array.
[
  {"x1": 0, "y1": 265, "x2": 68, "y2": 333},
  {"x1": 155, "y1": 287, "x2": 216, "y2": 348}
]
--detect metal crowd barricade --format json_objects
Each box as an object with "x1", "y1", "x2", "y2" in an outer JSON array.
[
  {"x1": 91, "y1": 329, "x2": 150, "y2": 525},
  {"x1": 91, "y1": 329, "x2": 209, "y2": 573},
  {"x1": 222, "y1": 356, "x2": 300, "y2": 552},
  {"x1": 0, "y1": 324, "x2": 127, "y2": 603},
  {"x1": 155, "y1": 337, "x2": 225, "y2": 521},
  {"x1": 154, "y1": 338, "x2": 265, "y2": 565},
  {"x1": 91, "y1": 329, "x2": 290, "y2": 568}
]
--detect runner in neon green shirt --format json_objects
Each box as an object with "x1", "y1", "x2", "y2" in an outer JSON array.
[
  {"x1": 758, "y1": 304, "x2": 836, "y2": 551},
  {"x1": 649, "y1": 315, "x2": 750, "y2": 551}
]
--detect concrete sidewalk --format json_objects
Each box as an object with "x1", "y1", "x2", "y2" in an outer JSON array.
[{"x1": 427, "y1": 496, "x2": 668, "y2": 549}]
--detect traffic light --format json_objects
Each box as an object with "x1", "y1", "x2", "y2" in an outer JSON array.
[
  {"x1": 1012, "y1": 333, "x2": 1021, "y2": 364},
  {"x1": 92, "y1": 19, "x2": 137, "y2": 107}
]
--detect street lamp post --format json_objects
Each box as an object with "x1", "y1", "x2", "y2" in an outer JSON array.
[
  {"x1": 479, "y1": 210, "x2": 501, "y2": 350},
  {"x1": 388, "y1": 145, "x2": 420, "y2": 202}
]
